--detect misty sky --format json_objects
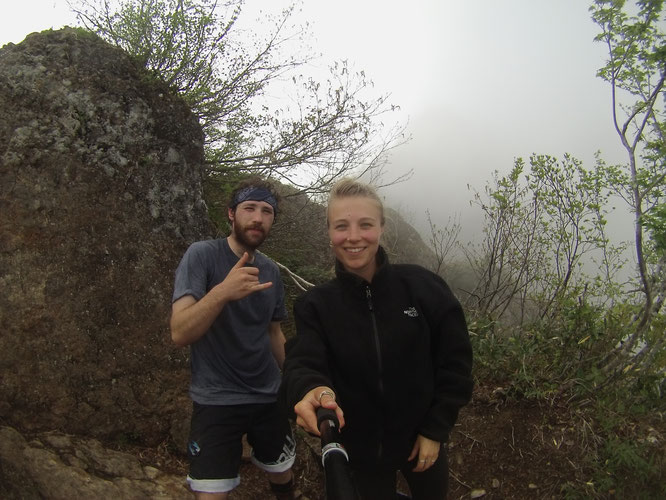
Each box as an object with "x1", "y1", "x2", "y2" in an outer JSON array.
[{"x1": 1, "y1": 0, "x2": 631, "y2": 239}]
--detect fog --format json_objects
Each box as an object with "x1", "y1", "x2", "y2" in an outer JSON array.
[
  {"x1": 238, "y1": 0, "x2": 632, "y2": 246},
  {"x1": 285, "y1": 0, "x2": 631, "y2": 243}
]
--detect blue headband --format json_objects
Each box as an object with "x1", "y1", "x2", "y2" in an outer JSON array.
[{"x1": 231, "y1": 186, "x2": 278, "y2": 216}]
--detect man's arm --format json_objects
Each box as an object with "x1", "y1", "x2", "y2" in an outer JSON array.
[
  {"x1": 268, "y1": 321, "x2": 286, "y2": 370},
  {"x1": 170, "y1": 251, "x2": 273, "y2": 346},
  {"x1": 170, "y1": 293, "x2": 228, "y2": 346}
]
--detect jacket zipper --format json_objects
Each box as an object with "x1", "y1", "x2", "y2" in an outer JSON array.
[{"x1": 365, "y1": 286, "x2": 384, "y2": 460}]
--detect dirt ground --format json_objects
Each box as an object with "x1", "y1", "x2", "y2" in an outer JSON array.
[{"x1": 143, "y1": 383, "x2": 624, "y2": 499}]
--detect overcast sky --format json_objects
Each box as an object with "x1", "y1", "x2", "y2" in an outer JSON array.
[{"x1": 1, "y1": 0, "x2": 630, "y2": 238}]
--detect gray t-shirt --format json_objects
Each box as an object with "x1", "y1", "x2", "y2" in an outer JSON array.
[{"x1": 172, "y1": 238, "x2": 287, "y2": 405}]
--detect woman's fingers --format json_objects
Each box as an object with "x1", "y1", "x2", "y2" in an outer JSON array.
[
  {"x1": 414, "y1": 456, "x2": 438, "y2": 471},
  {"x1": 412, "y1": 434, "x2": 441, "y2": 471}
]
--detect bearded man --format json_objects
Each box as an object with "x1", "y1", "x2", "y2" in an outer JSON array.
[{"x1": 170, "y1": 177, "x2": 298, "y2": 499}]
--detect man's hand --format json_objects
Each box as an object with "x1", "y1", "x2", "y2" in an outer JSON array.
[
  {"x1": 294, "y1": 386, "x2": 345, "y2": 436},
  {"x1": 217, "y1": 251, "x2": 273, "y2": 301}
]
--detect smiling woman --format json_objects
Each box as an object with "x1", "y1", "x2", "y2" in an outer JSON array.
[
  {"x1": 327, "y1": 180, "x2": 385, "y2": 283},
  {"x1": 281, "y1": 178, "x2": 474, "y2": 499}
]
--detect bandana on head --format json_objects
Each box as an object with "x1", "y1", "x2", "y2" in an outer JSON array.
[{"x1": 231, "y1": 186, "x2": 278, "y2": 216}]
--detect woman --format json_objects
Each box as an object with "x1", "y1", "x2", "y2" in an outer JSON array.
[{"x1": 281, "y1": 179, "x2": 473, "y2": 499}]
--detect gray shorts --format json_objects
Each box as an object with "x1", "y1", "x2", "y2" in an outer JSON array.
[{"x1": 186, "y1": 401, "x2": 296, "y2": 494}]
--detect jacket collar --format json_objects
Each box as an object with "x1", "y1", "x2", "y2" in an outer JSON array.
[{"x1": 334, "y1": 245, "x2": 389, "y2": 287}]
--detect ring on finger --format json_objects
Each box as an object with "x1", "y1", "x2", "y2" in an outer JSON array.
[{"x1": 317, "y1": 389, "x2": 336, "y2": 403}]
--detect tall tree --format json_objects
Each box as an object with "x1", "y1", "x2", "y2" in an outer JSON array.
[
  {"x1": 590, "y1": 0, "x2": 666, "y2": 380},
  {"x1": 70, "y1": 0, "x2": 409, "y2": 195}
]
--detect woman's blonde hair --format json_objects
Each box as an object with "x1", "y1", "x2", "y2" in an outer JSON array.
[{"x1": 327, "y1": 178, "x2": 385, "y2": 226}]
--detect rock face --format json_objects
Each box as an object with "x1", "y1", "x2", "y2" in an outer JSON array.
[
  {"x1": 383, "y1": 207, "x2": 438, "y2": 270},
  {"x1": 0, "y1": 28, "x2": 212, "y2": 449},
  {"x1": 0, "y1": 426, "x2": 192, "y2": 499}
]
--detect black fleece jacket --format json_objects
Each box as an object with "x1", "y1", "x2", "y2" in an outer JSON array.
[{"x1": 280, "y1": 247, "x2": 473, "y2": 470}]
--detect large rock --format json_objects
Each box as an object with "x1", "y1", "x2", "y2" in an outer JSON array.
[
  {"x1": 0, "y1": 426, "x2": 192, "y2": 499},
  {"x1": 0, "y1": 28, "x2": 212, "y2": 447}
]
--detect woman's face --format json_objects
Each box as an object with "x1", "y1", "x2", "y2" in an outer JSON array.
[{"x1": 328, "y1": 195, "x2": 384, "y2": 282}]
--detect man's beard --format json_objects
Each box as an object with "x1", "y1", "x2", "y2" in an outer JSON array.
[{"x1": 233, "y1": 222, "x2": 267, "y2": 250}]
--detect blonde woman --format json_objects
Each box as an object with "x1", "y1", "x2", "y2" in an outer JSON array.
[{"x1": 281, "y1": 179, "x2": 473, "y2": 499}]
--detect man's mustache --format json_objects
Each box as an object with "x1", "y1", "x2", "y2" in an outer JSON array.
[{"x1": 246, "y1": 224, "x2": 265, "y2": 233}]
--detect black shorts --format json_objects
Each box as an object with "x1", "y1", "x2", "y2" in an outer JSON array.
[{"x1": 186, "y1": 401, "x2": 296, "y2": 494}]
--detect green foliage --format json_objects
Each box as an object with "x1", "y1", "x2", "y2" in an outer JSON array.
[
  {"x1": 71, "y1": 0, "x2": 408, "y2": 195},
  {"x1": 641, "y1": 203, "x2": 666, "y2": 252},
  {"x1": 597, "y1": 437, "x2": 662, "y2": 497},
  {"x1": 73, "y1": 0, "x2": 251, "y2": 127},
  {"x1": 467, "y1": 323, "x2": 507, "y2": 383},
  {"x1": 581, "y1": 390, "x2": 666, "y2": 499},
  {"x1": 472, "y1": 297, "x2": 617, "y2": 397},
  {"x1": 464, "y1": 154, "x2": 625, "y2": 329},
  {"x1": 202, "y1": 170, "x2": 248, "y2": 236}
]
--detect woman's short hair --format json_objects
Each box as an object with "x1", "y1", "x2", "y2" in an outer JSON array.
[{"x1": 327, "y1": 178, "x2": 385, "y2": 226}]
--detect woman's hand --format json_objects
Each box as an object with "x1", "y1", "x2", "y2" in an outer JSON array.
[
  {"x1": 408, "y1": 434, "x2": 441, "y2": 472},
  {"x1": 294, "y1": 386, "x2": 345, "y2": 435}
]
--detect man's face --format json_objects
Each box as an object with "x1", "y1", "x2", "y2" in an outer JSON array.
[{"x1": 229, "y1": 200, "x2": 275, "y2": 249}]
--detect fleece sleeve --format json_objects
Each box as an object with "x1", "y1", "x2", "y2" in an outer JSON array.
[
  {"x1": 279, "y1": 293, "x2": 334, "y2": 419},
  {"x1": 418, "y1": 275, "x2": 474, "y2": 443}
]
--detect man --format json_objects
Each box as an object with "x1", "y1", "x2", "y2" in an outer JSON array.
[{"x1": 170, "y1": 177, "x2": 298, "y2": 499}]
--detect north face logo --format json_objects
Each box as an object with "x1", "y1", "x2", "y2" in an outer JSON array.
[{"x1": 403, "y1": 307, "x2": 418, "y2": 317}]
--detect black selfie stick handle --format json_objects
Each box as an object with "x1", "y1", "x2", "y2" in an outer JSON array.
[{"x1": 316, "y1": 407, "x2": 359, "y2": 500}]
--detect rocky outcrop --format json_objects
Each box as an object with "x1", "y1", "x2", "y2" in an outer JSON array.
[
  {"x1": 0, "y1": 28, "x2": 211, "y2": 449},
  {"x1": 0, "y1": 426, "x2": 191, "y2": 499},
  {"x1": 383, "y1": 206, "x2": 438, "y2": 269}
]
